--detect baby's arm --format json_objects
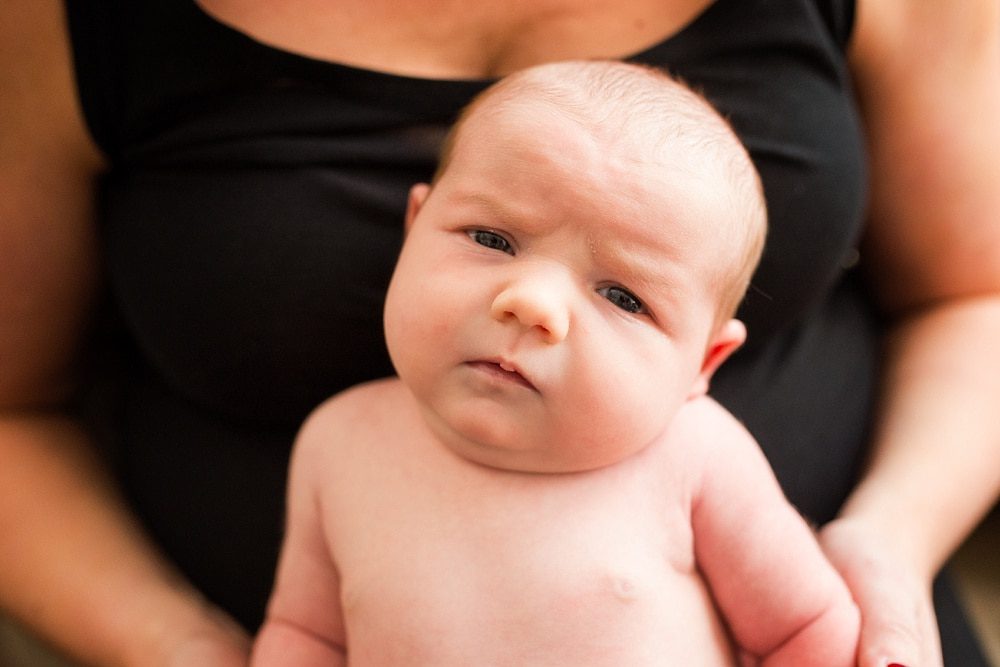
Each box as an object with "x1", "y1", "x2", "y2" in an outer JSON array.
[
  {"x1": 251, "y1": 407, "x2": 348, "y2": 667},
  {"x1": 686, "y1": 398, "x2": 859, "y2": 666}
]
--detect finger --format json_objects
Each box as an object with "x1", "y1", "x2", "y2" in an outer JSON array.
[
  {"x1": 854, "y1": 593, "x2": 940, "y2": 667},
  {"x1": 817, "y1": 519, "x2": 942, "y2": 667},
  {"x1": 856, "y1": 616, "x2": 919, "y2": 667}
]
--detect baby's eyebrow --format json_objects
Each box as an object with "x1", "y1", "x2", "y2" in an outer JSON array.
[
  {"x1": 452, "y1": 192, "x2": 515, "y2": 222},
  {"x1": 450, "y1": 191, "x2": 554, "y2": 235},
  {"x1": 594, "y1": 233, "x2": 674, "y2": 283},
  {"x1": 594, "y1": 236, "x2": 687, "y2": 308}
]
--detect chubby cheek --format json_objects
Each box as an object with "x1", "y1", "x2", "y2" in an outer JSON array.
[
  {"x1": 384, "y1": 261, "x2": 470, "y2": 381},
  {"x1": 560, "y1": 339, "x2": 686, "y2": 454}
]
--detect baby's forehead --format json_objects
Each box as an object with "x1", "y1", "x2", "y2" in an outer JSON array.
[
  {"x1": 485, "y1": 102, "x2": 746, "y2": 205},
  {"x1": 478, "y1": 81, "x2": 724, "y2": 144},
  {"x1": 461, "y1": 111, "x2": 744, "y2": 261},
  {"x1": 446, "y1": 63, "x2": 766, "y2": 314},
  {"x1": 460, "y1": 97, "x2": 742, "y2": 219}
]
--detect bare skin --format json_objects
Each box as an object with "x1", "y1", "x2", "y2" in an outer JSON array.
[
  {"x1": 255, "y1": 384, "x2": 855, "y2": 666},
  {"x1": 252, "y1": 79, "x2": 858, "y2": 666},
  {"x1": 195, "y1": 0, "x2": 714, "y2": 79}
]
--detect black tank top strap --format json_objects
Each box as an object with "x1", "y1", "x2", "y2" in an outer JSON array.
[
  {"x1": 810, "y1": 0, "x2": 857, "y2": 50},
  {"x1": 64, "y1": 0, "x2": 123, "y2": 158}
]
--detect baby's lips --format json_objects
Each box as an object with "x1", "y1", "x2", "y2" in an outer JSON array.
[
  {"x1": 468, "y1": 358, "x2": 538, "y2": 391},
  {"x1": 494, "y1": 358, "x2": 537, "y2": 390}
]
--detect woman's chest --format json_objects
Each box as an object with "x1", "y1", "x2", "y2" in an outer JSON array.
[
  {"x1": 100, "y1": 0, "x2": 866, "y2": 426},
  {"x1": 195, "y1": 0, "x2": 715, "y2": 77}
]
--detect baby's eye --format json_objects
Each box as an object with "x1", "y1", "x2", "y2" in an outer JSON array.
[
  {"x1": 598, "y1": 286, "x2": 646, "y2": 314},
  {"x1": 468, "y1": 230, "x2": 514, "y2": 255}
]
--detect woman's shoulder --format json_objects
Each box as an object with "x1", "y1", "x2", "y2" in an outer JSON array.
[
  {"x1": 851, "y1": 0, "x2": 998, "y2": 67},
  {"x1": 1, "y1": 0, "x2": 103, "y2": 169},
  {"x1": 0, "y1": 0, "x2": 105, "y2": 407}
]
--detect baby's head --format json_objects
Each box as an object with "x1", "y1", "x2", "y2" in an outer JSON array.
[
  {"x1": 434, "y1": 61, "x2": 766, "y2": 326},
  {"x1": 385, "y1": 60, "x2": 766, "y2": 472}
]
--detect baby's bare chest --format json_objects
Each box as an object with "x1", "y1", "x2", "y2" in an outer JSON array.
[{"x1": 323, "y1": 452, "x2": 733, "y2": 665}]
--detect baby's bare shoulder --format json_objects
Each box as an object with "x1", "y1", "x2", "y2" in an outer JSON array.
[
  {"x1": 293, "y1": 378, "x2": 415, "y2": 465},
  {"x1": 672, "y1": 396, "x2": 784, "y2": 511},
  {"x1": 307, "y1": 378, "x2": 407, "y2": 425},
  {"x1": 670, "y1": 396, "x2": 755, "y2": 451},
  {"x1": 659, "y1": 396, "x2": 765, "y2": 488}
]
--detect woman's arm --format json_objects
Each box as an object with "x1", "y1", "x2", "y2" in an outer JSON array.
[
  {"x1": 0, "y1": 2, "x2": 249, "y2": 665},
  {"x1": 823, "y1": 2, "x2": 1000, "y2": 665}
]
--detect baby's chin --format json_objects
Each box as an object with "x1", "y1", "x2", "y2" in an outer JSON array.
[
  {"x1": 453, "y1": 447, "x2": 629, "y2": 475},
  {"x1": 414, "y1": 390, "x2": 662, "y2": 474},
  {"x1": 432, "y1": 420, "x2": 643, "y2": 475}
]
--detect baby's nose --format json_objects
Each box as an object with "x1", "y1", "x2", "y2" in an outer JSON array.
[{"x1": 490, "y1": 273, "x2": 571, "y2": 344}]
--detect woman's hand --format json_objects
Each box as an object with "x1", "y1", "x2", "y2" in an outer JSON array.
[
  {"x1": 157, "y1": 611, "x2": 251, "y2": 667},
  {"x1": 130, "y1": 592, "x2": 250, "y2": 667},
  {"x1": 164, "y1": 641, "x2": 249, "y2": 667},
  {"x1": 837, "y1": 2, "x2": 1000, "y2": 663},
  {"x1": 820, "y1": 517, "x2": 942, "y2": 667}
]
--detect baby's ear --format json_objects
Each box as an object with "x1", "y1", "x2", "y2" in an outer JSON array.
[
  {"x1": 688, "y1": 319, "x2": 746, "y2": 398},
  {"x1": 404, "y1": 183, "x2": 431, "y2": 232}
]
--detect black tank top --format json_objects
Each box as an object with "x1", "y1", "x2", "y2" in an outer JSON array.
[{"x1": 63, "y1": 0, "x2": 914, "y2": 639}]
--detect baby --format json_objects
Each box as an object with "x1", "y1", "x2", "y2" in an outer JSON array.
[{"x1": 251, "y1": 61, "x2": 859, "y2": 666}]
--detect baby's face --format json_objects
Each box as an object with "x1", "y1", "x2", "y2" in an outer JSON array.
[{"x1": 384, "y1": 104, "x2": 745, "y2": 472}]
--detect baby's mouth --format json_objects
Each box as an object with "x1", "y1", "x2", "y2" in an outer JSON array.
[{"x1": 467, "y1": 360, "x2": 537, "y2": 390}]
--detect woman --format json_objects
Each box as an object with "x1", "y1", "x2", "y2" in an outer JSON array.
[{"x1": 1, "y1": 0, "x2": 998, "y2": 665}]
